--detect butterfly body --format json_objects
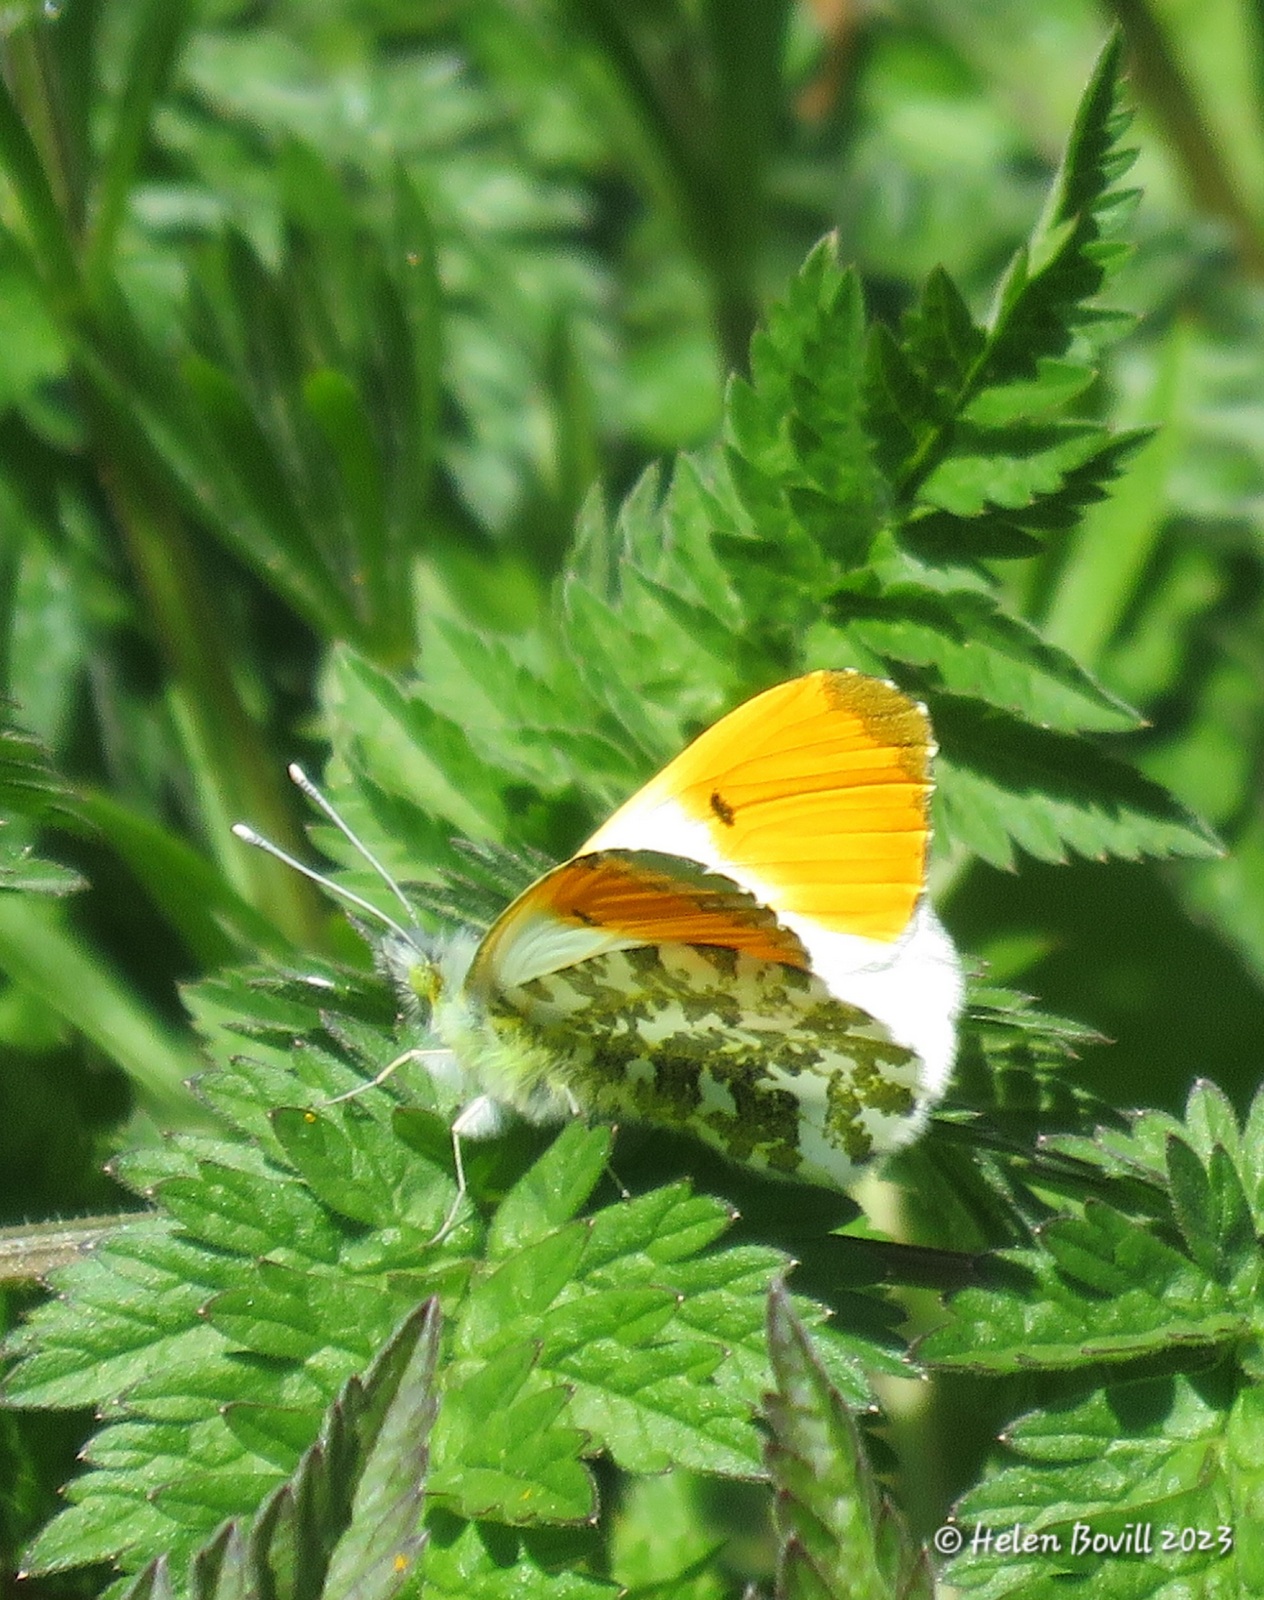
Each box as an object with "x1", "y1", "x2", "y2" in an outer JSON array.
[{"x1": 398, "y1": 671, "x2": 964, "y2": 1192}]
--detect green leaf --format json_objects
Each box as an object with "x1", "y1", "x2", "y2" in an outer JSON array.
[
  {"x1": 727, "y1": 244, "x2": 885, "y2": 570},
  {"x1": 549, "y1": 1328, "x2": 758, "y2": 1479},
  {"x1": 428, "y1": 1343, "x2": 595, "y2": 1524},
  {"x1": 175, "y1": 351, "x2": 357, "y2": 641},
  {"x1": 158, "y1": 1159, "x2": 343, "y2": 1265},
  {"x1": 946, "y1": 1375, "x2": 1254, "y2": 1597},
  {"x1": 921, "y1": 1077, "x2": 1264, "y2": 1378},
  {"x1": 764, "y1": 1285, "x2": 932, "y2": 1600},
  {"x1": 487, "y1": 1122, "x2": 612, "y2": 1255},
  {"x1": 1182, "y1": 1079, "x2": 1245, "y2": 1167},
  {"x1": 609, "y1": 1470, "x2": 728, "y2": 1599},
  {"x1": 421, "y1": 1519, "x2": 616, "y2": 1599},
  {"x1": 904, "y1": 429, "x2": 1145, "y2": 563},
  {"x1": 831, "y1": 583, "x2": 1140, "y2": 733},
  {"x1": 930, "y1": 695, "x2": 1221, "y2": 869},
  {"x1": 1165, "y1": 1135, "x2": 1221, "y2": 1281},
  {"x1": 921, "y1": 1200, "x2": 1245, "y2": 1376},
  {"x1": 919, "y1": 421, "x2": 1113, "y2": 518},
  {"x1": 1047, "y1": 1082, "x2": 1264, "y2": 1234},
  {"x1": 977, "y1": 35, "x2": 1135, "y2": 390},
  {"x1": 864, "y1": 270, "x2": 984, "y2": 485},
  {"x1": 5, "y1": 943, "x2": 887, "y2": 1591},
  {"x1": 301, "y1": 368, "x2": 390, "y2": 630},
  {"x1": 0, "y1": 843, "x2": 83, "y2": 896},
  {"x1": 413, "y1": 609, "x2": 638, "y2": 810},
  {"x1": 457, "y1": 1224, "x2": 594, "y2": 1358},
  {"x1": 0, "y1": 722, "x2": 85, "y2": 831},
  {"x1": 269, "y1": 1104, "x2": 453, "y2": 1240},
  {"x1": 3, "y1": 1224, "x2": 244, "y2": 1410},
  {"x1": 114, "y1": 1299, "x2": 440, "y2": 1600},
  {"x1": 0, "y1": 763, "x2": 84, "y2": 888},
  {"x1": 327, "y1": 649, "x2": 506, "y2": 841},
  {"x1": 206, "y1": 1260, "x2": 414, "y2": 1365},
  {"x1": 868, "y1": 33, "x2": 1137, "y2": 569}
]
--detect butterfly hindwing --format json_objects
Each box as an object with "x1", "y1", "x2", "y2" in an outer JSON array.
[
  {"x1": 483, "y1": 940, "x2": 922, "y2": 1187},
  {"x1": 462, "y1": 847, "x2": 931, "y2": 1184}
]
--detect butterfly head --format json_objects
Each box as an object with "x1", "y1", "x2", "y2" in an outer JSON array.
[{"x1": 376, "y1": 924, "x2": 479, "y2": 1023}]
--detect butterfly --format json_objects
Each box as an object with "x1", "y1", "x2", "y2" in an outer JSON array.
[{"x1": 239, "y1": 670, "x2": 962, "y2": 1202}]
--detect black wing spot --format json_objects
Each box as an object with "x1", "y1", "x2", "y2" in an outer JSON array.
[{"x1": 710, "y1": 790, "x2": 736, "y2": 826}]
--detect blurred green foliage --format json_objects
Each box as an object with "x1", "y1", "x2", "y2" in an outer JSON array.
[{"x1": 3, "y1": 0, "x2": 1264, "y2": 1596}]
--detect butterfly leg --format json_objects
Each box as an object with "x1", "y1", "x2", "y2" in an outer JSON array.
[
  {"x1": 323, "y1": 1047, "x2": 457, "y2": 1106},
  {"x1": 602, "y1": 1125, "x2": 631, "y2": 1202},
  {"x1": 559, "y1": 1088, "x2": 629, "y2": 1201},
  {"x1": 428, "y1": 1094, "x2": 511, "y2": 1245}
]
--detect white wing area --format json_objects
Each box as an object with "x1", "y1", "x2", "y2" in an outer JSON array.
[
  {"x1": 473, "y1": 914, "x2": 647, "y2": 993},
  {"x1": 582, "y1": 794, "x2": 964, "y2": 1093}
]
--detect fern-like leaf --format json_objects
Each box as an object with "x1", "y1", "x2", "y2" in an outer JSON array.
[
  {"x1": 113, "y1": 1298, "x2": 439, "y2": 1600},
  {"x1": 765, "y1": 1286, "x2": 933, "y2": 1600},
  {"x1": 3, "y1": 965, "x2": 890, "y2": 1591}
]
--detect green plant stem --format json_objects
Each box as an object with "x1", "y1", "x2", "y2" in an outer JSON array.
[
  {"x1": 702, "y1": 0, "x2": 790, "y2": 364},
  {"x1": 0, "y1": 896, "x2": 199, "y2": 1118},
  {"x1": 85, "y1": 0, "x2": 187, "y2": 289},
  {"x1": 4, "y1": 19, "x2": 83, "y2": 240},
  {"x1": 1251, "y1": 1, "x2": 1264, "y2": 159},
  {"x1": 0, "y1": 51, "x2": 78, "y2": 301},
  {"x1": 90, "y1": 437, "x2": 327, "y2": 947},
  {"x1": 563, "y1": 0, "x2": 766, "y2": 372},
  {"x1": 836, "y1": 1235, "x2": 984, "y2": 1292},
  {"x1": 0, "y1": 1213, "x2": 138, "y2": 1284},
  {"x1": 1107, "y1": 0, "x2": 1264, "y2": 275}
]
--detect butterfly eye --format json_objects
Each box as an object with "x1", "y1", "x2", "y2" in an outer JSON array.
[{"x1": 411, "y1": 963, "x2": 443, "y2": 1009}]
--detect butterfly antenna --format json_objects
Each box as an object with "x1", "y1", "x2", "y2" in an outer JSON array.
[
  {"x1": 231, "y1": 823, "x2": 419, "y2": 949},
  {"x1": 286, "y1": 763, "x2": 420, "y2": 930}
]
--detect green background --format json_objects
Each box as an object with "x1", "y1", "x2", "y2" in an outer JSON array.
[{"x1": 4, "y1": 2, "x2": 1264, "y2": 1593}]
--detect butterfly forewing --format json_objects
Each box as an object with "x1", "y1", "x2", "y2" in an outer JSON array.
[
  {"x1": 581, "y1": 671, "x2": 933, "y2": 944},
  {"x1": 468, "y1": 848, "x2": 809, "y2": 993}
]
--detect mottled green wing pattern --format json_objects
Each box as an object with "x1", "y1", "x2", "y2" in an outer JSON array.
[{"x1": 485, "y1": 944, "x2": 921, "y2": 1187}]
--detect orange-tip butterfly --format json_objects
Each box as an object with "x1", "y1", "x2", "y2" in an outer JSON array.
[{"x1": 238, "y1": 670, "x2": 962, "y2": 1198}]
